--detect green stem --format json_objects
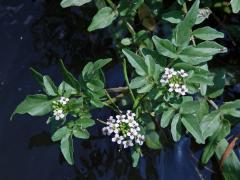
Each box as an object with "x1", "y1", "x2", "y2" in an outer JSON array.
[
  {"x1": 104, "y1": 89, "x2": 121, "y2": 113},
  {"x1": 123, "y1": 59, "x2": 136, "y2": 102},
  {"x1": 105, "y1": 0, "x2": 116, "y2": 10},
  {"x1": 96, "y1": 118, "x2": 107, "y2": 125},
  {"x1": 107, "y1": 86, "x2": 128, "y2": 93},
  {"x1": 182, "y1": 3, "x2": 188, "y2": 14},
  {"x1": 207, "y1": 99, "x2": 219, "y2": 110},
  {"x1": 125, "y1": 22, "x2": 136, "y2": 38}
]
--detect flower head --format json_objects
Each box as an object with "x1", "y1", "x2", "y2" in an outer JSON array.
[
  {"x1": 160, "y1": 68, "x2": 189, "y2": 96},
  {"x1": 52, "y1": 96, "x2": 70, "y2": 120},
  {"x1": 102, "y1": 110, "x2": 145, "y2": 148}
]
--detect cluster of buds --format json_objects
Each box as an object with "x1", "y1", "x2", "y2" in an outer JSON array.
[
  {"x1": 52, "y1": 97, "x2": 70, "y2": 120},
  {"x1": 102, "y1": 110, "x2": 145, "y2": 148},
  {"x1": 160, "y1": 68, "x2": 189, "y2": 96}
]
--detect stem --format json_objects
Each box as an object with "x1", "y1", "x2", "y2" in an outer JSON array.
[
  {"x1": 207, "y1": 99, "x2": 219, "y2": 110},
  {"x1": 104, "y1": 93, "x2": 125, "y2": 105},
  {"x1": 182, "y1": 3, "x2": 188, "y2": 14},
  {"x1": 125, "y1": 22, "x2": 136, "y2": 38},
  {"x1": 104, "y1": 89, "x2": 121, "y2": 113},
  {"x1": 123, "y1": 59, "x2": 136, "y2": 102},
  {"x1": 96, "y1": 118, "x2": 107, "y2": 125},
  {"x1": 105, "y1": 0, "x2": 116, "y2": 10},
  {"x1": 191, "y1": 36, "x2": 197, "y2": 46},
  {"x1": 107, "y1": 86, "x2": 128, "y2": 93}
]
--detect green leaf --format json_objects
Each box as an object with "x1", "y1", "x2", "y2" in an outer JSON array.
[
  {"x1": 43, "y1": 76, "x2": 58, "y2": 96},
  {"x1": 58, "y1": 81, "x2": 77, "y2": 96},
  {"x1": 51, "y1": 126, "x2": 69, "y2": 142},
  {"x1": 171, "y1": 113, "x2": 182, "y2": 142},
  {"x1": 82, "y1": 62, "x2": 94, "y2": 80},
  {"x1": 193, "y1": 26, "x2": 224, "y2": 40},
  {"x1": 187, "y1": 73, "x2": 214, "y2": 86},
  {"x1": 160, "y1": 108, "x2": 175, "y2": 128},
  {"x1": 220, "y1": 99, "x2": 240, "y2": 110},
  {"x1": 201, "y1": 119, "x2": 230, "y2": 164},
  {"x1": 223, "y1": 109, "x2": 240, "y2": 118},
  {"x1": 196, "y1": 41, "x2": 228, "y2": 55},
  {"x1": 215, "y1": 139, "x2": 240, "y2": 180},
  {"x1": 131, "y1": 150, "x2": 140, "y2": 167},
  {"x1": 175, "y1": 21, "x2": 191, "y2": 48},
  {"x1": 152, "y1": 36, "x2": 178, "y2": 59},
  {"x1": 196, "y1": 8, "x2": 212, "y2": 25},
  {"x1": 76, "y1": 118, "x2": 95, "y2": 128},
  {"x1": 230, "y1": 0, "x2": 240, "y2": 13},
  {"x1": 180, "y1": 101, "x2": 200, "y2": 114},
  {"x1": 144, "y1": 55, "x2": 156, "y2": 76},
  {"x1": 90, "y1": 98, "x2": 104, "y2": 108},
  {"x1": 60, "y1": 0, "x2": 91, "y2": 8},
  {"x1": 206, "y1": 69, "x2": 225, "y2": 98},
  {"x1": 59, "y1": 60, "x2": 80, "y2": 91},
  {"x1": 177, "y1": 0, "x2": 185, "y2": 5},
  {"x1": 179, "y1": 46, "x2": 212, "y2": 65},
  {"x1": 145, "y1": 131, "x2": 162, "y2": 150},
  {"x1": 181, "y1": 114, "x2": 205, "y2": 144},
  {"x1": 118, "y1": 0, "x2": 143, "y2": 16},
  {"x1": 61, "y1": 133, "x2": 74, "y2": 165},
  {"x1": 73, "y1": 128, "x2": 90, "y2": 139},
  {"x1": 178, "y1": 41, "x2": 227, "y2": 65},
  {"x1": 184, "y1": 0, "x2": 200, "y2": 27},
  {"x1": 196, "y1": 99, "x2": 209, "y2": 120},
  {"x1": 30, "y1": 68, "x2": 44, "y2": 88},
  {"x1": 175, "y1": 0, "x2": 200, "y2": 47},
  {"x1": 130, "y1": 76, "x2": 147, "y2": 89},
  {"x1": 137, "y1": 84, "x2": 153, "y2": 93},
  {"x1": 93, "y1": 58, "x2": 112, "y2": 71},
  {"x1": 162, "y1": 10, "x2": 183, "y2": 24},
  {"x1": 88, "y1": 7, "x2": 118, "y2": 32},
  {"x1": 11, "y1": 94, "x2": 52, "y2": 120},
  {"x1": 200, "y1": 111, "x2": 221, "y2": 139},
  {"x1": 121, "y1": 38, "x2": 132, "y2": 46},
  {"x1": 122, "y1": 49, "x2": 147, "y2": 76}
]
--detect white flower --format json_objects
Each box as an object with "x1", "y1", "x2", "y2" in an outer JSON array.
[
  {"x1": 102, "y1": 110, "x2": 145, "y2": 148},
  {"x1": 59, "y1": 97, "x2": 69, "y2": 105},
  {"x1": 161, "y1": 68, "x2": 189, "y2": 96},
  {"x1": 178, "y1": 69, "x2": 188, "y2": 78},
  {"x1": 179, "y1": 85, "x2": 188, "y2": 95},
  {"x1": 53, "y1": 109, "x2": 65, "y2": 120},
  {"x1": 168, "y1": 87, "x2": 174, "y2": 92},
  {"x1": 102, "y1": 127, "x2": 112, "y2": 136},
  {"x1": 136, "y1": 135, "x2": 145, "y2": 145},
  {"x1": 112, "y1": 134, "x2": 124, "y2": 144},
  {"x1": 122, "y1": 141, "x2": 129, "y2": 148}
]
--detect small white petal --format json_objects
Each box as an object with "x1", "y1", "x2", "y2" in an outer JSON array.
[{"x1": 168, "y1": 88, "x2": 174, "y2": 92}]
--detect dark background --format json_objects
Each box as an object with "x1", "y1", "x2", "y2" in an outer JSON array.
[{"x1": 0, "y1": 0, "x2": 239, "y2": 180}]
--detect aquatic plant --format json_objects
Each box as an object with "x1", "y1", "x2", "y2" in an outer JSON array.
[{"x1": 11, "y1": 0, "x2": 240, "y2": 179}]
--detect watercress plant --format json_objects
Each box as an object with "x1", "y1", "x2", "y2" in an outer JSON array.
[{"x1": 12, "y1": 0, "x2": 240, "y2": 179}]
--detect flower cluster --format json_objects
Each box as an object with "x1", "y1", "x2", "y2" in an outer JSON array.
[
  {"x1": 160, "y1": 68, "x2": 189, "y2": 96},
  {"x1": 52, "y1": 97, "x2": 69, "y2": 120},
  {"x1": 102, "y1": 110, "x2": 145, "y2": 148}
]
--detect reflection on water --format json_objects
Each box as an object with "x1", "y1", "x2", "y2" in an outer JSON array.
[{"x1": 0, "y1": 0, "x2": 240, "y2": 180}]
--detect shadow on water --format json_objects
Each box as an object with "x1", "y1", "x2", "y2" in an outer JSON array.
[{"x1": 0, "y1": 0, "x2": 240, "y2": 180}]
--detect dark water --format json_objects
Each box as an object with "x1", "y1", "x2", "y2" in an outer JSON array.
[{"x1": 0, "y1": 0, "x2": 239, "y2": 180}]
